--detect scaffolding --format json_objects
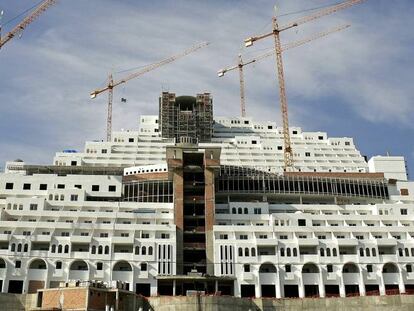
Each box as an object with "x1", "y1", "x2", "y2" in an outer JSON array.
[{"x1": 159, "y1": 92, "x2": 213, "y2": 143}]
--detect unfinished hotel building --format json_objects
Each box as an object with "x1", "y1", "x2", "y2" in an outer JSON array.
[{"x1": 0, "y1": 92, "x2": 413, "y2": 298}]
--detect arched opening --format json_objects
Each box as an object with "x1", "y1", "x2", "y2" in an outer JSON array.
[
  {"x1": 343, "y1": 263, "x2": 359, "y2": 273},
  {"x1": 113, "y1": 261, "x2": 132, "y2": 272},
  {"x1": 24, "y1": 244, "x2": 28, "y2": 252},
  {"x1": 244, "y1": 248, "x2": 249, "y2": 256},
  {"x1": 135, "y1": 246, "x2": 140, "y2": 255},
  {"x1": 333, "y1": 248, "x2": 337, "y2": 256},
  {"x1": 98, "y1": 245, "x2": 103, "y2": 254},
  {"x1": 17, "y1": 244, "x2": 22, "y2": 252},
  {"x1": 302, "y1": 263, "x2": 319, "y2": 273},
  {"x1": 293, "y1": 248, "x2": 297, "y2": 257},
  {"x1": 320, "y1": 248, "x2": 325, "y2": 257},
  {"x1": 29, "y1": 259, "x2": 47, "y2": 270},
  {"x1": 326, "y1": 248, "x2": 331, "y2": 257},
  {"x1": 58, "y1": 245, "x2": 62, "y2": 253},
  {"x1": 64, "y1": 245, "x2": 69, "y2": 253},
  {"x1": 365, "y1": 248, "x2": 370, "y2": 257},
  {"x1": 0, "y1": 258, "x2": 6, "y2": 269},
  {"x1": 105, "y1": 246, "x2": 109, "y2": 254},
  {"x1": 142, "y1": 246, "x2": 146, "y2": 255},
  {"x1": 287, "y1": 248, "x2": 291, "y2": 257},
  {"x1": 259, "y1": 263, "x2": 277, "y2": 273},
  {"x1": 238, "y1": 248, "x2": 243, "y2": 257},
  {"x1": 91, "y1": 245, "x2": 96, "y2": 254},
  {"x1": 251, "y1": 248, "x2": 256, "y2": 257},
  {"x1": 148, "y1": 246, "x2": 153, "y2": 255},
  {"x1": 70, "y1": 260, "x2": 88, "y2": 271},
  {"x1": 383, "y1": 263, "x2": 398, "y2": 273}
]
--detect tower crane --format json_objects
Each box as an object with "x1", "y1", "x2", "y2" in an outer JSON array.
[
  {"x1": 243, "y1": 0, "x2": 366, "y2": 170},
  {"x1": 90, "y1": 41, "x2": 209, "y2": 142},
  {"x1": 0, "y1": 0, "x2": 57, "y2": 49},
  {"x1": 218, "y1": 24, "x2": 350, "y2": 118}
]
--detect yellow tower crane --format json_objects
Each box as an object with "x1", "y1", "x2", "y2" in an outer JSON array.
[
  {"x1": 0, "y1": 0, "x2": 57, "y2": 49},
  {"x1": 244, "y1": 0, "x2": 366, "y2": 171},
  {"x1": 218, "y1": 24, "x2": 350, "y2": 117},
  {"x1": 90, "y1": 41, "x2": 209, "y2": 142}
]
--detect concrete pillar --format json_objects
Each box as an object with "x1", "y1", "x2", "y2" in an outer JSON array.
[
  {"x1": 319, "y1": 269, "x2": 325, "y2": 298},
  {"x1": 358, "y1": 269, "x2": 366, "y2": 296},
  {"x1": 256, "y1": 281, "x2": 261, "y2": 298},
  {"x1": 215, "y1": 280, "x2": 218, "y2": 293},
  {"x1": 379, "y1": 273, "x2": 386, "y2": 295},
  {"x1": 398, "y1": 270, "x2": 406, "y2": 294},
  {"x1": 173, "y1": 280, "x2": 176, "y2": 296},
  {"x1": 276, "y1": 270, "x2": 282, "y2": 298},
  {"x1": 339, "y1": 274, "x2": 346, "y2": 297},
  {"x1": 298, "y1": 275, "x2": 305, "y2": 298}
]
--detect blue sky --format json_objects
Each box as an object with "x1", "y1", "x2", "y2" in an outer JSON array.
[{"x1": 0, "y1": 0, "x2": 413, "y2": 174}]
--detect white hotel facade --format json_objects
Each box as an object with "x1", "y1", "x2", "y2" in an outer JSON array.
[{"x1": 0, "y1": 92, "x2": 413, "y2": 298}]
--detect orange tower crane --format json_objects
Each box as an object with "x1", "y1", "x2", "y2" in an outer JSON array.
[
  {"x1": 218, "y1": 24, "x2": 350, "y2": 117},
  {"x1": 244, "y1": 0, "x2": 366, "y2": 170},
  {"x1": 0, "y1": 0, "x2": 57, "y2": 49},
  {"x1": 90, "y1": 42, "x2": 209, "y2": 142}
]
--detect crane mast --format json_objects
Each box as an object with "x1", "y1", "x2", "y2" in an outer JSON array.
[
  {"x1": 0, "y1": 0, "x2": 56, "y2": 49},
  {"x1": 243, "y1": 0, "x2": 365, "y2": 171},
  {"x1": 90, "y1": 42, "x2": 209, "y2": 141},
  {"x1": 238, "y1": 54, "x2": 246, "y2": 117}
]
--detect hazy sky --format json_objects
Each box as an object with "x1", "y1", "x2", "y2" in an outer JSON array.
[{"x1": 0, "y1": 0, "x2": 413, "y2": 174}]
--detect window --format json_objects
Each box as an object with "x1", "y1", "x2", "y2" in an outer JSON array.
[
  {"x1": 56, "y1": 261, "x2": 62, "y2": 269},
  {"x1": 305, "y1": 152, "x2": 311, "y2": 157},
  {"x1": 101, "y1": 149, "x2": 107, "y2": 154},
  {"x1": 70, "y1": 195, "x2": 78, "y2": 201},
  {"x1": 254, "y1": 208, "x2": 261, "y2": 215},
  {"x1": 29, "y1": 204, "x2": 38, "y2": 211},
  {"x1": 108, "y1": 185, "x2": 116, "y2": 192},
  {"x1": 367, "y1": 264, "x2": 373, "y2": 273},
  {"x1": 121, "y1": 233, "x2": 129, "y2": 237},
  {"x1": 279, "y1": 235, "x2": 288, "y2": 240},
  {"x1": 80, "y1": 232, "x2": 89, "y2": 236},
  {"x1": 285, "y1": 264, "x2": 291, "y2": 273},
  {"x1": 74, "y1": 184, "x2": 82, "y2": 189},
  {"x1": 129, "y1": 138, "x2": 134, "y2": 142},
  {"x1": 92, "y1": 185, "x2": 99, "y2": 191},
  {"x1": 23, "y1": 231, "x2": 31, "y2": 236},
  {"x1": 298, "y1": 219, "x2": 306, "y2": 226},
  {"x1": 23, "y1": 183, "x2": 31, "y2": 190},
  {"x1": 219, "y1": 234, "x2": 228, "y2": 240},
  {"x1": 97, "y1": 262, "x2": 103, "y2": 270},
  {"x1": 140, "y1": 263, "x2": 147, "y2": 271},
  {"x1": 61, "y1": 232, "x2": 69, "y2": 237},
  {"x1": 327, "y1": 264, "x2": 333, "y2": 273},
  {"x1": 401, "y1": 209, "x2": 408, "y2": 215},
  {"x1": 100, "y1": 233, "x2": 108, "y2": 238},
  {"x1": 71, "y1": 161, "x2": 77, "y2": 166},
  {"x1": 57, "y1": 184, "x2": 65, "y2": 189},
  {"x1": 244, "y1": 264, "x2": 250, "y2": 272},
  {"x1": 39, "y1": 184, "x2": 47, "y2": 190},
  {"x1": 407, "y1": 264, "x2": 412, "y2": 273},
  {"x1": 5, "y1": 182, "x2": 14, "y2": 190},
  {"x1": 239, "y1": 235, "x2": 248, "y2": 240},
  {"x1": 258, "y1": 235, "x2": 267, "y2": 239},
  {"x1": 15, "y1": 260, "x2": 21, "y2": 269},
  {"x1": 142, "y1": 233, "x2": 150, "y2": 239},
  {"x1": 292, "y1": 130, "x2": 298, "y2": 134},
  {"x1": 277, "y1": 146, "x2": 283, "y2": 150}
]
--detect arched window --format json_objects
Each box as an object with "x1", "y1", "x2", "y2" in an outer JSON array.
[
  {"x1": 104, "y1": 246, "x2": 109, "y2": 254},
  {"x1": 58, "y1": 245, "x2": 62, "y2": 253},
  {"x1": 293, "y1": 248, "x2": 298, "y2": 257},
  {"x1": 135, "y1": 246, "x2": 140, "y2": 255},
  {"x1": 326, "y1": 248, "x2": 331, "y2": 257},
  {"x1": 320, "y1": 248, "x2": 325, "y2": 257},
  {"x1": 411, "y1": 248, "x2": 414, "y2": 257},
  {"x1": 245, "y1": 248, "x2": 249, "y2": 257},
  {"x1": 142, "y1": 246, "x2": 146, "y2": 255},
  {"x1": 280, "y1": 248, "x2": 285, "y2": 257},
  {"x1": 366, "y1": 248, "x2": 370, "y2": 257},
  {"x1": 359, "y1": 248, "x2": 364, "y2": 257},
  {"x1": 48, "y1": 194, "x2": 53, "y2": 200},
  {"x1": 98, "y1": 246, "x2": 103, "y2": 254},
  {"x1": 91, "y1": 245, "x2": 96, "y2": 254},
  {"x1": 11, "y1": 243, "x2": 15, "y2": 252},
  {"x1": 54, "y1": 195, "x2": 59, "y2": 200},
  {"x1": 238, "y1": 208, "x2": 242, "y2": 214},
  {"x1": 148, "y1": 246, "x2": 153, "y2": 255},
  {"x1": 17, "y1": 244, "x2": 22, "y2": 252},
  {"x1": 60, "y1": 195, "x2": 64, "y2": 201},
  {"x1": 24, "y1": 244, "x2": 28, "y2": 252},
  {"x1": 398, "y1": 248, "x2": 404, "y2": 256},
  {"x1": 287, "y1": 248, "x2": 291, "y2": 257},
  {"x1": 232, "y1": 208, "x2": 236, "y2": 214},
  {"x1": 251, "y1": 248, "x2": 256, "y2": 257},
  {"x1": 64, "y1": 245, "x2": 69, "y2": 253},
  {"x1": 405, "y1": 248, "x2": 410, "y2": 257},
  {"x1": 238, "y1": 248, "x2": 243, "y2": 257},
  {"x1": 372, "y1": 248, "x2": 376, "y2": 257},
  {"x1": 244, "y1": 208, "x2": 248, "y2": 214},
  {"x1": 333, "y1": 248, "x2": 337, "y2": 257},
  {"x1": 51, "y1": 244, "x2": 56, "y2": 253}
]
